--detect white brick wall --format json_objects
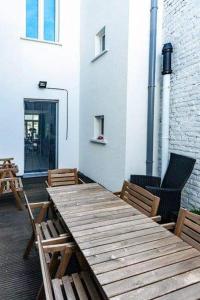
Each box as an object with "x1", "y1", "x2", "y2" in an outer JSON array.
[{"x1": 163, "y1": 0, "x2": 200, "y2": 209}]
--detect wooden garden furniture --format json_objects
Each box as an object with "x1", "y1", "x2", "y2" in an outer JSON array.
[
  {"x1": 47, "y1": 183, "x2": 200, "y2": 300},
  {"x1": 163, "y1": 208, "x2": 200, "y2": 251},
  {"x1": 0, "y1": 157, "x2": 23, "y2": 210},
  {"x1": 23, "y1": 192, "x2": 71, "y2": 259},
  {"x1": 46, "y1": 168, "x2": 84, "y2": 187},
  {"x1": 115, "y1": 180, "x2": 161, "y2": 221},
  {"x1": 37, "y1": 232, "x2": 103, "y2": 300}
]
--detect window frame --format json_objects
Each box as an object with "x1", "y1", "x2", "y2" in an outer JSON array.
[
  {"x1": 25, "y1": 0, "x2": 60, "y2": 43},
  {"x1": 95, "y1": 26, "x2": 106, "y2": 56}
]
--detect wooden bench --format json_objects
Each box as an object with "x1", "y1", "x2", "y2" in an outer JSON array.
[
  {"x1": 46, "y1": 168, "x2": 85, "y2": 187},
  {"x1": 23, "y1": 192, "x2": 71, "y2": 259},
  {"x1": 37, "y1": 233, "x2": 103, "y2": 300},
  {"x1": 163, "y1": 208, "x2": 200, "y2": 251},
  {"x1": 115, "y1": 181, "x2": 161, "y2": 221}
]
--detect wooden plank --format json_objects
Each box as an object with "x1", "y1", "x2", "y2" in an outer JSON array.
[
  {"x1": 70, "y1": 214, "x2": 146, "y2": 232},
  {"x1": 62, "y1": 276, "x2": 76, "y2": 300},
  {"x1": 52, "y1": 279, "x2": 64, "y2": 300},
  {"x1": 66, "y1": 208, "x2": 139, "y2": 226},
  {"x1": 81, "y1": 272, "x2": 102, "y2": 300},
  {"x1": 109, "y1": 268, "x2": 200, "y2": 300},
  {"x1": 41, "y1": 222, "x2": 51, "y2": 239},
  {"x1": 92, "y1": 241, "x2": 191, "y2": 275},
  {"x1": 47, "y1": 220, "x2": 58, "y2": 238},
  {"x1": 98, "y1": 248, "x2": 200, "y2": 286},
  {"x1": 81, "y1": 228, "x2": 171, "y2": 256},
  {"x1": 61, "y1": 203, "x2": 131, "y2": 219},
  {"x1": 61, "y1": 200, "x2": 128, "y2": 216},
  {"x1": 76, "y1": 221, "x2": 158, "y2": 244},
  {"x1": 154, "y1": 282, "x2": 200, "y2": 300},
  {"x1": 87, "y1": 235, "x2": 179, "y2": 265},
  {"x1": 72, "y1": 273, "x2": 88, "y2": 300},
  {"x1": 72, "y1": 215, "x2": 152, "y2": 238}
]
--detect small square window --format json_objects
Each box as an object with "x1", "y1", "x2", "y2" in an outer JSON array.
[
  {"x1": 95, "y1": 27, "x2": 106, "y2": 56},
  {"x1": 94, "y1": 115, "x2": 104, "y2": 140}
]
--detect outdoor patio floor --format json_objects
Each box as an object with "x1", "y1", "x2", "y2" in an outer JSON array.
[{"x1": 0, "y1": 177, "x2": 48, "y2": 300}]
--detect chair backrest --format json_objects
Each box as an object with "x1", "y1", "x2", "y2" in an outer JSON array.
[
  {"x1": 121, "y1": 181, "x2": 160, "y2": 217},
  {"x1": 175, "y1": 208, "x2": 200, "y2": 251},
  {"x1": 161, "y1": 153, "x2": 196, "y2": 189},
  {"x1": 37, "y1": 234, "x2": 54, "y2": 300},
  {"x1": 48, "y1": 168, "x2": 78, "y2": 187}
]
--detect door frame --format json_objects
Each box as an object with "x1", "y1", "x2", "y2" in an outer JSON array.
[{"x1": 23, "y1": 98, "x2": 59, "y2": 177}]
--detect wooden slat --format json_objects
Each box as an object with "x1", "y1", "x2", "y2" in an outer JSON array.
[
  {"x1": 72, "y1": 273, "x2": 88, "y2": 300},
  {"x1": 81, "y1": 272, "x2": 102, "y2": 300},
  {"x1": 47, "y1": 220, "x2": 58, "y2": 238},
  {"x1": 76, "y1": 220, "x2": 158, "y2": 244},
  {"x1": 81, "y1": 228, "x2": 171, "y2": 256},
  {"x1": 154, "y1": 282, "x2": 200, "y2": 300},
  {"x1": 92, "y1": 241, "x2": 191, "y2": 275},
  {"x1": 98, "y1": 248, "x2": 200, "y2": 287},
  {"x1": 62, "y1": 276, "x2": 76, "y2": 300},
  {"x1": 110, "y1": 268, "x2": 200, "y2": 300},
  {"x1": 72, "y1": 215, "x2": 151, "y2": 238},
  {"x1": 87, "y1": 235, "x2": 178, "y2": 265},
  {"x1": 41, "y1": 222, "x2": 51, "y2": 239},
  {"x1": 52, "y1": 279, "x2": 64, "y2": 300}
]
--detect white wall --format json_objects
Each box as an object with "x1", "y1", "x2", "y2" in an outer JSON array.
[
  {"x1": 79, "y1": 0, "x2": 130, "y2": 191},
  {"x1": 125, "y1": 0, "x2": 151, "y2": 179},
  {"x1": 0, "y1": 0, "x2": 80, "y2": 175}
]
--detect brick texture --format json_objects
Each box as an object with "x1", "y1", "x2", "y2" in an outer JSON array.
[{"x1": 163, "y1": 0, "x2": 200, "y2": 209}]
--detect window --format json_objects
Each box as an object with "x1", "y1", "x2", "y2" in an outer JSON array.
[
  {"x1": 95, "y1": 27, "x2": 106, "y2": 56},
  {"x1": 26, "y1": 0, "x2": 38, "y2": 39},
  {"x1": 94, "y1": 115, "x2": 104, "y2": 140},
  {"x1": 26, "y1": 0, "x2": 58, "y2": 42}
]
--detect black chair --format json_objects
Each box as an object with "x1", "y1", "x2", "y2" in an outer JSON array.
[{"x1": 130, "y1": 153, "x2": 196, "y2": 222}]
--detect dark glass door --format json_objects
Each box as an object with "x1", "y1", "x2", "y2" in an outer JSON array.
[{"x1": 24, "y1": 101, "x2": 57, "y2": 173}]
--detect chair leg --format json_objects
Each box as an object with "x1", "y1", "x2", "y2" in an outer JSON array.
[
  {"x1": 23, "y1": 232, "x2": 35, "y2": 259},
  {"x1": 36, "y1": 283, "x2": 45, "y2": 300}
]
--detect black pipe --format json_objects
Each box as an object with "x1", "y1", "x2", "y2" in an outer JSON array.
[{"x1": 162, "y1": 43, "x2": 173, "y2": 75}]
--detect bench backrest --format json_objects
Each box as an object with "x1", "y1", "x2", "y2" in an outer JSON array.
[
  {"x1": 121, "y1": 181, "x2": 160, "y2": 217},
  {"x1": 175, "y1": 208, "x2": 200, "y2": 251},
  {"x1": 48, "y1": 168, "x2": 78, "y2": 187}
]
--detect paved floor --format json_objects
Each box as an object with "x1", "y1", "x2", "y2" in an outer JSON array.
[{"x1": 0, "y1": 177, "x2": 48, "y2": 300}]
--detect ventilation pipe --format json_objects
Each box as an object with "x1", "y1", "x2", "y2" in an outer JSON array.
[
  {"x1": 161, "y1": 43, "x2": 173, "y2": 178},
  {"x1": 146, "y1": 0, "x2": 158, "y2": 175}
]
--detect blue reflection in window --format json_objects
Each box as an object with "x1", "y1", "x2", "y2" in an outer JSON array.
[
  {"x1": 26, "y1": 0, "x2": 38, "y2": 38},
  {"x1": 44, "y1": 0, "x2": 56, "y2": 41}
]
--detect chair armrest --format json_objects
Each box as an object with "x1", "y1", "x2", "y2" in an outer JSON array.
[
  {"x1": 162, "y1": 222, "x2": 176, "y2": 230},
  {"x1": 151, "y1": 215, "x2": 161, "y2": 222},
  {"x1": 29, "y1": 202, "x2": 51, "y2": 209},
  {"x1": 113, "y1": 191, "x2": 121, "y2": 197},
  {"x1": 43, "y1": 242, "x2": 76, "y2": 253},
  {"x1": 130, "y1": 175, "x2": 161, "y2": 189}
]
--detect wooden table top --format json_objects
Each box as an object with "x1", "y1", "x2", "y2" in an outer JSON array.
[{"x1": 47, "y1": 183, "x2": 200, "y2": 300}]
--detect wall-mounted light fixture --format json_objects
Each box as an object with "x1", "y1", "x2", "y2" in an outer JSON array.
[
  {"x1": 38, "y1": 81, "x2": 47, "y2": 88},
  {"x1": 38, "y1": 81, "x2": 69, "y2": 140}
]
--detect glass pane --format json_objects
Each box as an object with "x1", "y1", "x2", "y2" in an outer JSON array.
[
  {"x1": 26, "y1": 0, "x2": 38, "y2": 39},
  {"x1": 44, "y1": 0, "x2": 56, "y2": 41},
  {"x1": 24, "y1": 101, "x2": 57, "y2": 173}
]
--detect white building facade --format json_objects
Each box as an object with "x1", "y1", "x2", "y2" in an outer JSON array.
[
  {"x1": 79, "y1": 0, "x2": 162, "y2": 191},
  {"x1": 0, "y1": 0, "x2": 80, "y2": 175}
]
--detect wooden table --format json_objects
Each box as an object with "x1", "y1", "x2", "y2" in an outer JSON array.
[{"x1": 47, "y1": 183, "x2": 200, "y2": 300}]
